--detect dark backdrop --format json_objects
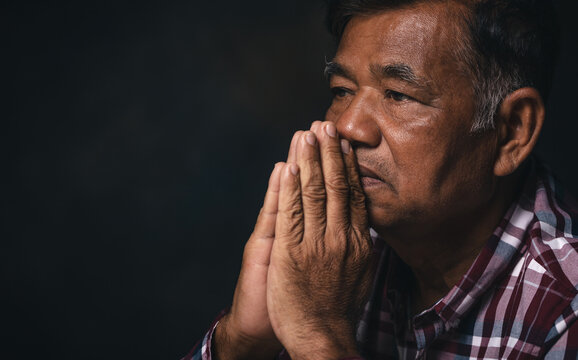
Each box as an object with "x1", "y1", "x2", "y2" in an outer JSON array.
[{"x1": 3, "y1": 1, "x2": 577, "y2": 359}]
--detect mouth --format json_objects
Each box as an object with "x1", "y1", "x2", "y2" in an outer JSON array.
[{"x1": 357, "y1": 164, "x2": 384, "y2": 187}]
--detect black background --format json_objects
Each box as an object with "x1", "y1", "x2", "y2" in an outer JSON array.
[{"x1": 3, "y1": 1, "x2": 577, "y2": 359}]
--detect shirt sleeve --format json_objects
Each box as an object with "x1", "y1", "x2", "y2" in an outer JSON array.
[{"x1": 180, "y1": 309, "x2": 228, "y2": 360}]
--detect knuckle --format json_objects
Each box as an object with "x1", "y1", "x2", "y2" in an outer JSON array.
[
  {"x1": 301, "y1": 190, "x2": 326, "y2": 206},
  {"x1": 302, "y1": 177, "x2": 326, "y2": 197},
  {"x1": 304, "y1": 157, "x2": 319, "y2": 167},
  {"x1": 344, "y1": 249, "x2": 370, "y2": 277},
  {"x1": 286, "y1": 246, "x2": 304, "y2": 267},
  {"x1": 325, "y1": 176, "x2": 350, "y2": 195},
  {"x1": 351, "y1": 228, "x2": 372, "y2": 250},
  {"x1": 346, "y1": 162, "x2": 361, "y2": 179},
  {"x1": 278, "y1": 207, "x2": 303, "y2": 231},
  {"x1": 278, "y1": 196, "x2": 302, "y2": 218},
  {"x1": 324, "y1": 225, "x2": 348, "y2": 246},
  {"x1": 284, "y1": 216, "x2": 303, "y2": 235},
  {"x1": 325, "y1": 146, "x2": 343, "y2": 158},
  {"x1": 303, "y1": 159, "x2": 323, "y2": 177},
  {"x1": 282, "y1": 198, "x2": 303, "y2": 215},
  {"x1": 301, "y1": 162, "x2": 327, "y2": 197},
  {"x1": 350, "y1": 187, "x2": 367, "y2": 208}
]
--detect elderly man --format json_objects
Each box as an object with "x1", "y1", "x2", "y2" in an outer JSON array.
[{"x1": 184, "y1": 0, "x2": 578, "y2": 359}]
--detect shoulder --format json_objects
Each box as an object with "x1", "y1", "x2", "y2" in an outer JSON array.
[
  {"x1": 505, "y1": 161, "x2": 578, "y2": 354},
  {"x1": 525, "y1": 161, "x2": 578, "y2": 293},
  {"x1": 455, "y1": 162, "x2": 578, "y2": 357}
]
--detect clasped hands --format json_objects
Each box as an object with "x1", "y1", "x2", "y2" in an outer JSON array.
[{"x1": 215, "y1": 121, "x2": 373, "y2": 360}]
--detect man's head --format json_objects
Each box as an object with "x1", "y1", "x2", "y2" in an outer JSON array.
[
  {"x1": 323, "y1": 0, "x2": 555, "y2": 240},
  {"x1": 326, "y1": 0, "x2": 559, "y2": 131}
]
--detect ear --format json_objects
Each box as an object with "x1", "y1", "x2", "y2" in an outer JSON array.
[{"x1": 493, "y1": 87, "x2": 544, "y2": 177}]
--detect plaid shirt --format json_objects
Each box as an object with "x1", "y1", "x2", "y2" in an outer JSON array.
[{"x1": 183, "y1": 160, "x2": 578, "y2": 359}]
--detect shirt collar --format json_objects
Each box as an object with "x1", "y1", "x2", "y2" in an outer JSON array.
[
  {"x1": 378, "y1": 161, "x2": 540, "y2": 348},
  {"x1": 433, "y1": 162, "x2": 538, "y2": 330}
]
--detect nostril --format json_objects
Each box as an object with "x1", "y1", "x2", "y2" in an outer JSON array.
[{"x1": 335, "y1": 114, "x2": 381, "y2": 148}]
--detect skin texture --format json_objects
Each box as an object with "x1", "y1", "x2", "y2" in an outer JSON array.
[
  {"x1": 213, "y1": 163, "x2": 284, "y2": 360},
  {"x1": 325, "y1": 3, "x2": 504, "y2": 311},
  {"x1": 267, "y1": 123, "x2": 372, "y2": 359},
  {"x1": 213, "y1": 2, "x2": 545, "y2": 359}
]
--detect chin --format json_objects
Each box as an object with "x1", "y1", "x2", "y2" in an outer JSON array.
[
  {"x1": 365, "y1": 197, "x2": 425, "y2": 236},
  {"x1": 366, "y1": 201, "x2": 398, "y2": 230}
]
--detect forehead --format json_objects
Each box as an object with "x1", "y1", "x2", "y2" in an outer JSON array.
[{"x1": 335, "y1": 3, "x2": 469, "y2": 84}]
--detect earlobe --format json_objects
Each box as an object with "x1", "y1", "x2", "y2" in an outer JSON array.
[{"x1": 493, "y1": 87, "x2": 544, "y2": 177}]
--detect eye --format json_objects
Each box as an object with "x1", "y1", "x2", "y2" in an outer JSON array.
[
  {"x1": 330, "y1": 87, "x2": 351, "y2": 99},
  {"x1": 385, "y1": 90, "x2": 412, "y2": 102}
]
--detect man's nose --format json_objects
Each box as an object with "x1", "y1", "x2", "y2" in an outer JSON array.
[{"x1": 334, "y1": 91, "x2": 381, "y2": 148}]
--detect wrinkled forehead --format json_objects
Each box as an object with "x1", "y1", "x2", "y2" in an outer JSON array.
[{"x1": 335, "y1": 3, "x2": 472, "y2": 83}]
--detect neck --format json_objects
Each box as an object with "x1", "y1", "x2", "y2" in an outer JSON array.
[{"x1": 376, "y1": 170, "x2": 525, "y2": 315}]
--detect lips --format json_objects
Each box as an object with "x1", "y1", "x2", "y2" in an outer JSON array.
[
  {"x1": 357, "y1": 164, "x2": 384, "y2": 188},
  {"x1": 357, "y1": 160, "x2": 397, "y2": 192},
  {"x1": 358, "y1": 164, "x2": 383, "y2": 182}
]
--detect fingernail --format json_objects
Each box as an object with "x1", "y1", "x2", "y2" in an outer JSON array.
[
  {"x1": 305, "y1": 132, "x2": 316, "y2": 146},
  {"x1": 341, "y1": 139, "x2": 350, "y2": 154},
  {"x1": 289, "y1": 163, "x2": 299, "y2": 176},
  {"x1": 325, "y1": 123, "x2": 337, "y2": 138}
]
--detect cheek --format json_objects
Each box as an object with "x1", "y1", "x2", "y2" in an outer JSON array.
[
  {"x1": 404, "y1": 134, "x2": 496, "y2": 213},
  {"x1": 324, "y1": 106, "x2": 339, "y2": 123},
  {"x1": 383, "y1": 101, "x2": 434, "y2": 128},
  {"x1": 381, "y1": 109, "x2": 444, "y2": 169},
  {"x1": 379, "y1": 100, "x2": 443, "y2": 147},
  {"x1": 384, "y1": 121, "x2": 462, "y2": 199},
  {"x1": 325, "y1": 96, "x2": 353, "y2": 122}
]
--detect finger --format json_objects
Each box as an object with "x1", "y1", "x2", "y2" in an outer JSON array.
[
  {"x1": 341, "y1": 139, "x2": 369, "y2": 234},
  {"x1": 310, "y1": 120, "x2": 322, "y2": 134},
  {"x1": 275, "y1": 163, "x2": 304, "y2": 248},
  {"x1": 245, "y1": 162, "x2": 284, "y2": 266},
  {"x1": 295, "y1": 131, "x2": 327, "y2": 238},
  {"x1": 310, "y1": 120, "x2": 324, "y2": 143},
  {"x1": 287, "y1": 131, "x2": 304, "y2": 164},
  {"x1": 252, "y1": 162, "x2": 284, "y2": 240},
  {"x1": 318, "y1": 122, "x2": 349, "y2": 226}
]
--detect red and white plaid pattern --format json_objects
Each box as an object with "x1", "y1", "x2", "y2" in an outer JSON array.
[{"x1": 184, "y1": 159, "x2": 578, "y2": 359}]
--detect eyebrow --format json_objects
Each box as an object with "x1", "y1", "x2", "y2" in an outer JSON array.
[
  {"x1": 370, "y1": 63, "x2": 426, "y2": 87},
  {"x1": 324, "y1": 61, "x2": 353, "y2": 80},
  {"x1": 324, "y1": 61, "x2": 429, "y2": 89}
]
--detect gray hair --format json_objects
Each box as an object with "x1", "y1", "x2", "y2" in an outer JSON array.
[{"x1": 325, "y1": 0, "x2": 559, "y2": 133}]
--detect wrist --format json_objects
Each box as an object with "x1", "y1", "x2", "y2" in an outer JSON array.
[
  {"x1": 213, "y1": 315, "x2": 281, "y2": 360},
  {"x1": 283, "y1": 325, "x2": 359, "y2": 360}
]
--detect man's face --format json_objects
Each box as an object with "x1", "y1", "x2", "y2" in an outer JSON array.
[{"x1": 325, "y1": 3, "x2": 499, "y2": 237}]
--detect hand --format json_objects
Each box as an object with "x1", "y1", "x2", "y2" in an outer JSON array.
[
  {"x1": 267, "y1": 121, "x2": 374, "y2": 359},
  {"x1": 213, "y1": 129, "x2": 314, "y2": 359},
  {"x1": 213, "y1": 163, "x2": 284, "y2": 360}
]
